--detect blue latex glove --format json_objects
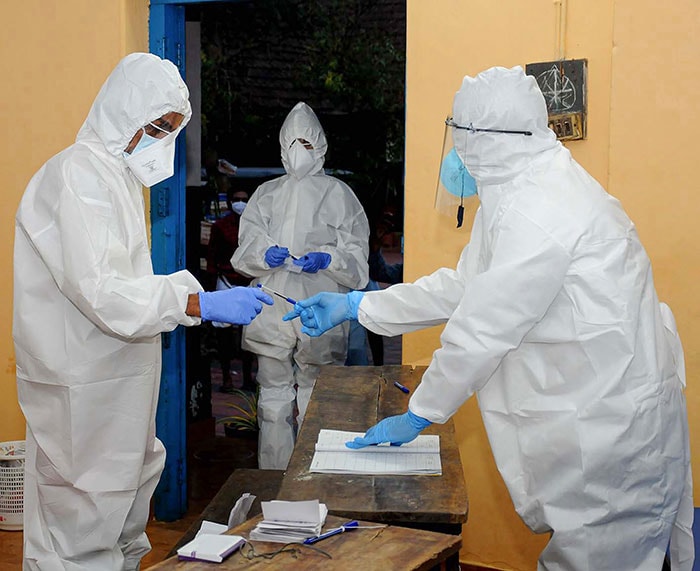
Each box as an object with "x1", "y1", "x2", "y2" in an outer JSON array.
[
  {"x1": 282, "y1": 291, "x2": 364, "y2": 336},
  {"x1": 264, "y1": 246, "x2": 290, "y2": 268},
  {"x1": 345, "y1": 411, "x2": 432, "y2": 449},
  {"x1": 293, "y1": 252, "x2": 331, "y2": 273},
  {"x1": 198, "y1": 287, "x2": 273, "y2": 325}
]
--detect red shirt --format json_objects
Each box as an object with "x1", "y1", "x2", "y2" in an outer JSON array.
[{"x1": 205, "y1": 213, "x2": 250, "y2": 289}]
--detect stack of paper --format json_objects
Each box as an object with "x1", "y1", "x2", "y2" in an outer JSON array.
[
  {"x1": 310, "y1": 429, "x2": 442, "y2": 475},
  {"x1": 248, "y1": 500, "x2": 328, "y2": 543},
  {"x1": 177, "y1": 532, "x2": 245, "y2": 563}
]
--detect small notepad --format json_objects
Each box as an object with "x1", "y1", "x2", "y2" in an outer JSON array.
[
  {"x1": 177, "y1": 534, "x2": 245, "y2": 563},
  {"x1": 248, "y1": 499, "x2": 328, "y2": 543},
  {"x1": 310, "y1": 429, "x2": 442, "y2": 475}
]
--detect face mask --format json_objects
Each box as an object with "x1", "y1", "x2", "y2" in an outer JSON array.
[
  {"x1": 129, "y1": 131, "x2": 160, "y2": 155},
  {"x1": 124, "y1": 131, "x2": 177, "y2": 187},
  {"x1": 231, "y1": 201, "x2": 247, "y2": 215},
  {"x1": 287, "y1": 142, "x2": 316, "y2": 179},
  {"x1": 439, "y1": 147, "x2": 477, "y2": 199}
]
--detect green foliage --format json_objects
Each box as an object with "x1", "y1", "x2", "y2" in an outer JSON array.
[
  {"x1": 217, "y1": 389, "x2": 259, "y2": 432},
  {"x1": 199, "y1": 0, "x2": 406, "y2": 214}
]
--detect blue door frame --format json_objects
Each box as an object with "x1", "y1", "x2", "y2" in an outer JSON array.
[{"x1": 149, "y1": 0, "x2": 241, "y2": 521}]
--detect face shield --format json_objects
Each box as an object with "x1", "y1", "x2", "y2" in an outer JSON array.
[{"x1": 435, "y1": 117, "x2": 533, "y2": 227}]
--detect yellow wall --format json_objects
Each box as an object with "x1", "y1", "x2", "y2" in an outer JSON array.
[
  {"x1": 405, "y1": 1, "x2": 699, "y2": 569},
  {"x1": 3, "y1": 2, "x2": 698, "y2": 568},
  {"x1": 0, "y1": 0, "x2": 148, "y2": 440}
]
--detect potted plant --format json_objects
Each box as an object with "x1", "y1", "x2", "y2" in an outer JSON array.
[{"x1": 218, "y1": 388, "x2": 259, "y2": 439}]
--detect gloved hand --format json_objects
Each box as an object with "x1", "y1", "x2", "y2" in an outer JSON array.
[
  {"x1": 293, "y1": 252, "x2": 331, "y2": 273},
  {"x1": 264, "y1": 246, "x2": 290, "y2": 268},
  {"x1": 198, "y1": 287, "x2": 273, "y2": 325},
  {"x1": 282, "y1": 291, "x2": 364, "y2": 336},
  {"x1": 345, "y1": 411, "x2": 432, "y2": 449}
]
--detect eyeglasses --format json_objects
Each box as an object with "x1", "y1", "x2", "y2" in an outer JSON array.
[
  {"x1": 445, "y1": 117, "x2": 532, "y2": 136},
  {"x1": 143, "y1": 121, "x2": 175, "y2": 139}
]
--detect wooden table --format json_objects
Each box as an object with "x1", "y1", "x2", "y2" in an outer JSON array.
[
  {"x1": 278, "y1": 365, "x2": 468, "y2": 568},
  {"x1": 147, "y1": 513, "x2": 461, "y2": 570},
  {"x1": 166, "y1": 469, "x2": 285, "y2": 557}
]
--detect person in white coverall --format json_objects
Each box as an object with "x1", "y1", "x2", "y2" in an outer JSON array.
[
  {"x1": 232, "y1": 102, "x2": 369, "y2": 470},
  {"x1": 13, "y1": 53, "x2": 272, "y2": 570},
  {"x1": 284, "y1": 67, "x2": 694, "y2": 570}
]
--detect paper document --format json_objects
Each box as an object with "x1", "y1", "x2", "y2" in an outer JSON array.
[
  {"x1": 248, "y1": 500, "x2": 328, "y2": 543},
  {"x1": 310, "y1": 429, "x2": 442, "y2": 475},
  {"x1": 177, "y1": 534, "x2": 245, "y2": 563}
]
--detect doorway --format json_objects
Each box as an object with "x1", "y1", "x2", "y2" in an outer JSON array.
[{"x1": 149, "y1": 0, "x2": 406, "y2": 520}]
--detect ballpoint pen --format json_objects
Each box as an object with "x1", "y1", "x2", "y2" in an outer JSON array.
[
  {"x1": 256, "y1": 283, "x2": 297, "y2": 305},
  {"x1": 274, "y1": 244, "x2": 298, "y2": 260},
  {"x1": 303, "y1": 521, "x2": 359, "y2": 545},
  {"x1": 393, "y1": 381, "x2": 410, "y2": 394}
]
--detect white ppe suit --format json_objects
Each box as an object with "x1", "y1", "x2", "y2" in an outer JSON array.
[
  {"x1": 232, "y1": 102, "x2": 369, "y2": 469},
  {"x1": 13, "y1": 53, "x2": 202, "y2": 570},
  {"x1": 358, "y1": 67, "x2": 694, "y2": 570}
]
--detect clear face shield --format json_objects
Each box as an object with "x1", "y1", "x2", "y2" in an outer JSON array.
[{"x1": 435, "y1": 117, "x2": 533, "y2": 228}]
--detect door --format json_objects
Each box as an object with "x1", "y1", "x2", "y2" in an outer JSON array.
[{"x1": 149, "y1": 0, "x2": 240, "y2": 521}]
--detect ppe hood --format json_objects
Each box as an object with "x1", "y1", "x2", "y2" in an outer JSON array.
[
  {"x1": 279, "y1": 102, "x2": 327, "y2": 177},
  {"x1": 77, "y1": 53, "x2": 192, "y2": 157},
  {"x1": 452, "y1": 66, "x2": 558, "y2": 186}
]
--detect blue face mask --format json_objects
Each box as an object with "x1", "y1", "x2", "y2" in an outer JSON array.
[
  {"x1": 128, "y1": 131, "x2": 160, "y2": 156},
  {"x1": 439, "y1": 147, "x2": 477, "y2": 198}
]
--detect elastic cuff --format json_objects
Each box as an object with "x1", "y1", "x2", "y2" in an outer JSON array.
[
  {"x1": 346, "y1": 291, "x2": 365, "y2": 320},
  {"x1": 407, "y1": 409, "x2": 432, "y2": 429}
]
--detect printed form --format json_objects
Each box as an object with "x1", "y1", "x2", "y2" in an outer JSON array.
[{"x1": 310, "y1": 429, "x2": 442, "y2": 475}]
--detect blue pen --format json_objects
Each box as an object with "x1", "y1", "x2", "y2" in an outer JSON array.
[
  {"x1": 303, "y1": 520, "x2": 359, "y2": 545},
  {"x1": 394, "y1": 381, "x2": 410, "y2": 394},
  {"x1": 256, "y1": 283, "x2": 297, "y2": 305}
]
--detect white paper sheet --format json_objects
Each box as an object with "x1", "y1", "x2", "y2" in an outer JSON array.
[{"x1": 310, "y1": 429, "x2": 442, "y2": 475}]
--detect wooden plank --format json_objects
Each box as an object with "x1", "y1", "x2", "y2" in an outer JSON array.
[
  {"x1": 147, "y1": 514, "x2": 461, "y2": 570},
  {"x1": 278, "y1": 365, "x2": 468, "y2": 525}
]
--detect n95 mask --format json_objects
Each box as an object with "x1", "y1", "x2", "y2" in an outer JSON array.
[
  {"x1": 287, "y1": 142, "x2": 316, "y2": 179},
  {"x1": 124, "y1": 131, "x2": 178, "y2": 187}
]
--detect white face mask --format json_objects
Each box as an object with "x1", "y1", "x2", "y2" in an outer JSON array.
[
  {"x1": 123, "y1": 130, "x2": 178, "y2": 187},
  {"x1": 287, "y1": 142, "x2": 316, "y2": 179},
  {"x1": 231, "y1": 201, "x2": 247, "y2": 215}
]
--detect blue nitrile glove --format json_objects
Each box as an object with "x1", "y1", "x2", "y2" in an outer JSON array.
[
  {"x1": 198, "y1": 287, "x2": 273, "y2": 325},
  {"x1": 293, "y1": 252, "x2": 331, "y2": 273},
  {"x1": 264, "y1": 246, "x2": 290, "y2": 268},
  {"x1": 282, "y1": 291, "x2": 364, "y2": 336},
  {"x1": 345, "y1": 411, "x2": 432, "y2": 449}
]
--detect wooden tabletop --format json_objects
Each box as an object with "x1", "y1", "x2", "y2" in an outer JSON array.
[
  {"x1": 277, "y1": 365, "x2": 468, "y2": 526},
  {"x1": 147, "y1": 514, "x2": 461, "y2": 570}
]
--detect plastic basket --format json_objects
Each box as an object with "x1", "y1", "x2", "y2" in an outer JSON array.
[{"x1": 0, "y1": 440, "x2": 25, "y2": 531}]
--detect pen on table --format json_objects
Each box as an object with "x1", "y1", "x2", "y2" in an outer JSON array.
[
  {"x1": 303, "y1": 521, "x2": 359, "y2": 545},
  {"x1": 393, "y1": 381, "x2": 410, "y2": 394},
  {"x1": 256, "y1": 283, "x2": 297, "y2": 305}
]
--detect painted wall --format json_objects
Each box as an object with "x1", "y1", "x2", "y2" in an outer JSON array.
[
  {"x1": 405, "y1": 0, "x2": 699, "y2": 568},
  {"x1": 3, "y1": 1, "x2": 697, "y2": 568},
  {"x1": 0, "y1": 0, "x2": 148, "y2": 440}
]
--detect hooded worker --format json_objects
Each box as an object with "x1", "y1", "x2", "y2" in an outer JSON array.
[
  {"x1": 284, "y1": 67, "x2": 694, "y2": 570},
  {"x1": 13, "y1": 52, "x2": 271, "y2": 570},
  {"x1": 232, "y1": 102, "x2": 369, "y2": 470}
]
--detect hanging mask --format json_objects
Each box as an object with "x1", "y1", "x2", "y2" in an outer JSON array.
[
  {"x1": 231, "y1": 201, "x2": 247, "y2": 215},
  {"x1": 439, "y1": 147, "x2": 477, "y2": 199},
  {"x1": 124, "y1": 130, "x2": 178, "y2": 187},
  {"x1": 436, "y1": 147, "x2": 478, "y2": 228},
  {"x1": 287, "y1": 141, "x2": 316, "y2": 179}
]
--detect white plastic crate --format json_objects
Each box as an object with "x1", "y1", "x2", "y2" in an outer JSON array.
[{"x1": 0, "y1": 440, "x2": 25, "y2": 531}]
